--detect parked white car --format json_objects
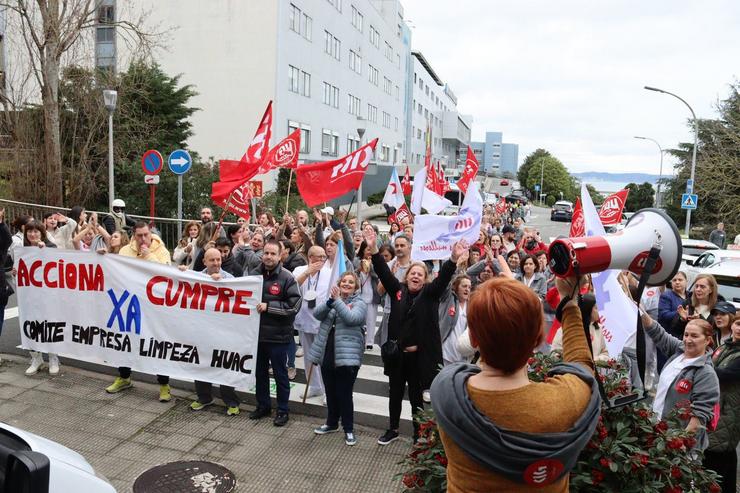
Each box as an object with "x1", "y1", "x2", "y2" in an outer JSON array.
[
  {"x1": 681, "y1": 238, "x2": 720, "y2": 266},
  {"x1": 0, "y1": 422, "x2": 115, "y2": 492},
  {"x1": 684, "y1": 250, "x2": 740, "y2": 285}
]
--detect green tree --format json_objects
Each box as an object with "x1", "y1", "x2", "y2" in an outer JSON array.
[
  {"x1": 624, "y1": 182, "x2": 655, "y2": 211},
  {"x1": 517, "y1": 148, "x2": 552, "y2": 186},
  {"x1": 585, "y1": 184, "x2": 604, "y2": 205},
  {"x1": 663, "y1": 82, "x2": 740, "y2": 238},
  {"x1": 523, "y1": 155, "x2": 579, "y2": 204}
]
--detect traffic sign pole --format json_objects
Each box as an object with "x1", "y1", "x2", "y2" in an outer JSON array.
[
  {"x1": 149, "y1": 184, "x2": 156, "y2": 224},
  {"x1": 177, "y1": 175, "x2": 183, "y2": 224}
]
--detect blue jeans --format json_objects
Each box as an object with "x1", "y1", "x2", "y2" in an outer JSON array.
[
  {"x1": 255, "y1": 342, "x2": 291, "y2": 413},
  {"x1": 287, "y1": 335, "x2": 296, "y2": 368}
]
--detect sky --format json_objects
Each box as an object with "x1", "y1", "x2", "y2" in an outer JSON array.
[{"x1": 400, "y1": 0, "x2": 739, "y2": 174}]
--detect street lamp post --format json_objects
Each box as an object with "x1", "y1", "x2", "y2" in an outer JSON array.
[
  {"x1": 634, "y1": 136, "x2": 664, "y2": 208},
  {"x1": 644, "y1": 86, "x2": 698, "y2": 237},
  {"x1": 356, "y1": 117, "x2": 366, "y2": 224},
  {"x1": 539, "y1": 159, "x2": 545, "y2": 206},
  {"x1": 103, "y1": 89, "x2": 118, "y2": 211}
]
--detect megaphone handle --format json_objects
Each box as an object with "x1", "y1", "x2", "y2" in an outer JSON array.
[{"x1": 633, "y1": 244, "x2": 662, "y2": 391}]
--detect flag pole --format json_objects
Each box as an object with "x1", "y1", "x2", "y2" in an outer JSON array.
[
  {"x1": 345, "y1": 190, "x2": 357, "y2": 225},
  {"x1": 211, "y1": 190, "x2": 235, "y2": 242},
  {"x1": 302, "y1": 364, "x2": 314, "y2": 404},
  {"x1": 285, "y1": 168, "x2": 294, "y2": 214}
]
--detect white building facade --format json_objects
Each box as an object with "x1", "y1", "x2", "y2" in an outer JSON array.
[{"x1": 108, "y1": 0, "x2": 412, "y2": 197}]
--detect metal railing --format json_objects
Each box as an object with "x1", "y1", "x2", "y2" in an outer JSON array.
[{"x1": 0, "y1": 198, "x2": 247, "y2": 251}]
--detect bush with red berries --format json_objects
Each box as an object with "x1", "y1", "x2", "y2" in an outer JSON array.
[{"x1": 397, "y1": 354, "x2": 721, "y2": 492}]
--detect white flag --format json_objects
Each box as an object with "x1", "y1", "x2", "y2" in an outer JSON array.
[
  {"x1": 410, "y1": 166, "x2": 451, "y2": 215},
  {"x1": 581, "y1": 183, "x2": 637, "y2": 356},
  {"x1": 411, "y1": 182, "x2": 482, "y2": 261},
  {"x1": 382, "y1": 168, "x2": 405, "y2": 210}
]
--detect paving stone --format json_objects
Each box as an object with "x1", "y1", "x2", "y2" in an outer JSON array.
[{"x1": 0, "y1": 384, "x2": 28, "y2": 399}]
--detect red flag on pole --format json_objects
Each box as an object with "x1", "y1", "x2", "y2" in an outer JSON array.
[
  {"x1": 219, "y1": 101, "x2": 273, "y2": 183},
  {"x1": 388, "y1": 203, "x2": 413, "y2": 225},
  {"x1": 401, "y1": 164, "x2": 412, "y2": 195},
  {"x1": 598, "y1": 189, "x2": 630, "y2": 226},
  {"x1": 495, "y1": 197, "x2": 507, "y2": 215},
  {"x1": 569, "y1": 198, "x2": 585, "y2": 237},
  {"x1": 458, "y1": 146, "x2": 479, "y2": 194},
  {"x1": 211, "y1": 175, "x2": 253, "y2": 221},
  {"x1": 296, "y1": 139, "x2": 379, "y2": 207}
]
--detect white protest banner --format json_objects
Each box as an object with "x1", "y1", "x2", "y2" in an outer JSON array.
[
  {"x1": 15, "y1": 248, "x2": 262, "y2": 388},
  {"x1": 411, "y1": 181, "x2": 482, "y2": 261},
  {"x1": 409, "y1": 165, "x2": 451, "y2": 215},
  {"x1": 580, "y1": 183, "x2": 637, "y2": 356}
]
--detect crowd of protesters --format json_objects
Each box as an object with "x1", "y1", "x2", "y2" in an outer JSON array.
[{"x1": 0, "y1": 199, "x2": 737, "y2": 491}]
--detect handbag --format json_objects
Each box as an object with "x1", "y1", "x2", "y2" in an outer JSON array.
[{"x1": 381, "y1": 339, "x2": 400, "y2": 368}]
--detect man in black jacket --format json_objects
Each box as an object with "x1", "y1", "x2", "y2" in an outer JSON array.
[{"x1": 248, "y1": 239, "x2": 302, "y2": 426}]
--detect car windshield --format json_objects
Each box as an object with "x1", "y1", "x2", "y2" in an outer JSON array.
[{"x1": 553, "y1": 204, "x2": 571, "y2": 211}]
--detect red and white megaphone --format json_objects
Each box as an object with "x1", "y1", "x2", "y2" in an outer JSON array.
[{"x1": 548, "y1": 208, "x2": 682, "y2": 286}]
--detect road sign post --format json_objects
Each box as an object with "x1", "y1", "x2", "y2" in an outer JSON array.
[
  {"x1": 141, "y1": 150, "x2": 164, "y2": 225},
  {"x1": 168, "y1": 150, "x2": 192, "y2": 224},
  {"x1": 685, "y1": 179, "x2": 693, "y2": 194}
]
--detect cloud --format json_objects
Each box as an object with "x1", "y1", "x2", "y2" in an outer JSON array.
[{"x1": 401, "y1": 0, "x2": 739, "y2": 173}]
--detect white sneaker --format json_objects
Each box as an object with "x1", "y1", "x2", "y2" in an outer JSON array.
[
  {"x1": 422, "y1": 390, "x2": 431, "y2": 403},
  {"x1": 305, "y1": 387, "x2": 324, "y2": 399},
  {"x1": 48, "y1": 354, "x2": 60, "y2": 375},
  {"x1": 25, "y1": 352, "x2": 44, "y2": 375},
  {"x1": 295, "y1": 347, "x2": 304, "y2": 357}
]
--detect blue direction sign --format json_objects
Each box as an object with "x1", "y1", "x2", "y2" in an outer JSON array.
[
  {"x1": 168, "y1": 149, "x2": 192, "y2": 175},
  {"x1": 141, "y1": 150, "x2": 163, "y2": 175},
  {"x1": 686, "y1": 179, "x2": 694, "y2": 194},
  {"x1": 681, "y1": 193, "x2": 698, "y2": 210}
]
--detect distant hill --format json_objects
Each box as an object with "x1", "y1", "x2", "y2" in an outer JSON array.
[{"x1": 572, "y1": 172, "x2": 659, "y2": 184}]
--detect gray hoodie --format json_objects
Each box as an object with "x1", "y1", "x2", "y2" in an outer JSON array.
[{"x1": 645, "y1": 320, "x2": 720, "y2": 451}]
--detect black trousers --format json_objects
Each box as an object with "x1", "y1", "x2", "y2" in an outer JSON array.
[
  {"x1": 194, "y1": 380, "x2": 239, "y2": 408},
  {"x1": 703, "y1": 449, "x2": 737, "y2": 493},
  {"x1": 118, "y1": 367, "x2": 169, "y2": 385},
  {"x1": 321, "y1": 365, "x2": 359, "y2": 432},
  {"x1": 388, "y1": 351, "x2": 423, "y2": 433}
]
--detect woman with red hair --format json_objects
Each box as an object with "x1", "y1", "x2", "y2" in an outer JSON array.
[{"x1": 432, "y1": 269, "x2": 601, "y2": 491}]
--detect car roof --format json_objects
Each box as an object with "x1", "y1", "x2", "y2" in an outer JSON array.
[
  {"x1": 554, "y1": 200, "x2": 573, "y2": 206},
  {"x1": 682, "y1": 239, "x2": 719, "y2": 248}
]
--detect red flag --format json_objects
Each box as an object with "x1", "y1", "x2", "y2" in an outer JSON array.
[
  {"x1": 401, "y1": 164, "x2": 412, "y2": 195},
  {"x1": 211, "y1": 177, "x2": 252, "y2": 221},
  {"x1": 388, "y1": 203, "x2": 413, "y2": 225},
  {"x1": 495, "y1": 197, "x2": 507, "y2": 215},
  {"x1": 437, "y1": 163, "x2": 447, "y2": 195},
  {"x1": 458, "y1": 147, "x2": 479, "y2": 194},
  {"x1": 219, "y1": 101, "x2": 273, "y2": 182},
  {"x1": 598, "y1": 189, "x2": 630, "y2": 226},
  {"x1": 569, "y1": 198, "x2": 585, "y2": 237},
  {"x1": 296, "y1": 138, "x2": 379, "y2": 207},
  {"x1": 260, "y1": 128, "x2": 300, "y2": 173}
]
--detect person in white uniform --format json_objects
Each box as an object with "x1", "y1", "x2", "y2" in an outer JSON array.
[{"x1": 293, "y1": 246, "x2": 332, "y2": 399}]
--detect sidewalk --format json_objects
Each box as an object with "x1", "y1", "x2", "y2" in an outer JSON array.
[{"x1": 0, "y1": 355, "x2": 407, "y2": 492}]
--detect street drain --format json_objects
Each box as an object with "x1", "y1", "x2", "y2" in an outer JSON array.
[{"x1": 133, "y1": 461, "x2": 236, "y2": 493}]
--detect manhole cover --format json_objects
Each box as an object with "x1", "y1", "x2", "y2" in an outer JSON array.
[{"x1": 133, "y1": 461, "x2": 236, "y2": 493}]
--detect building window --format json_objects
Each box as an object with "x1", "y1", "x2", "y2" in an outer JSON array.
[
  {"x1": 384, "y1": 41, "x2": 393, "y2": 61},
  {"x1": 418, "y1": 78, "x2": 423, "y2": 90},
  {"x1": 347, "y1": 135, "x2": 360, "y2": 153},
  {"x1": 395, "y1": 85, "x2": 400, "y2": 101},
  {"x1": 99, "y1": 5, "x2": 114, "y2": 23},
  {"x1": 288, "y1": 65, "x2": 300, "y2": 93},
  {"x1": 301, "y1": 71, "x2": 311, "y2": 97},
  {"x1": 327, "y1": 0, "x2": 342, "y2": 12},
  {"x1": 369, "y1": 25, "x2": 379, "y2": 48},
  {"x1": 322, "y1": 129, "x2": 339, "y2": 156},
  {"x1": 417, "y1": 128, "x2": 422, "y2": 139},
  {"x1": 367, "y1": 104, "x2": 377, "y2": 123},
  {"x1": 382, "y1": 111, "x2": 391, "y2": 129},
  {"x1": 425, "y1": 85, "x2": 429, "y2": 96},
  {"x1": 351, "y1": 5, "x2": 363, "y2": 32},
  {"x1": 347, "y1": 94, "x2": 361, "y2": 116},
  {"x1": 417, "y1": 103, "x2": 422, "y2": 115},
  {"x1": 381, "y1": 145, "x2": 390, "y2": 162},
  {"x1": 394, "y1": 117, "x2": 399, "y2": 131},
  {"x1": 383, "y1": 77, "x2": 392, "y2": 95},
  {"x1": 424, "y1": 108, "x2": 428, "y2": 119},
  {"x1": 396, "y1": 53, "x2": 401, "y2": 68},
  {"x1": 289, "y1": 121, "x2": 311, "y2": 153},
  {"x1": 349, "y1": 50, "x2": 362, "y2": 74},
  {"x1": 368, "y1": 65, "x2": 378, "y2": 85},
  {"x1": 289, "y1": 4, "x2": 301, "y2": 33},
  {"x1": 324, "y1": 30, "x2": 340, "y2": 60},
  {"x1": 323, "y1": 82, "x2": 339, "y2": 108}
]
